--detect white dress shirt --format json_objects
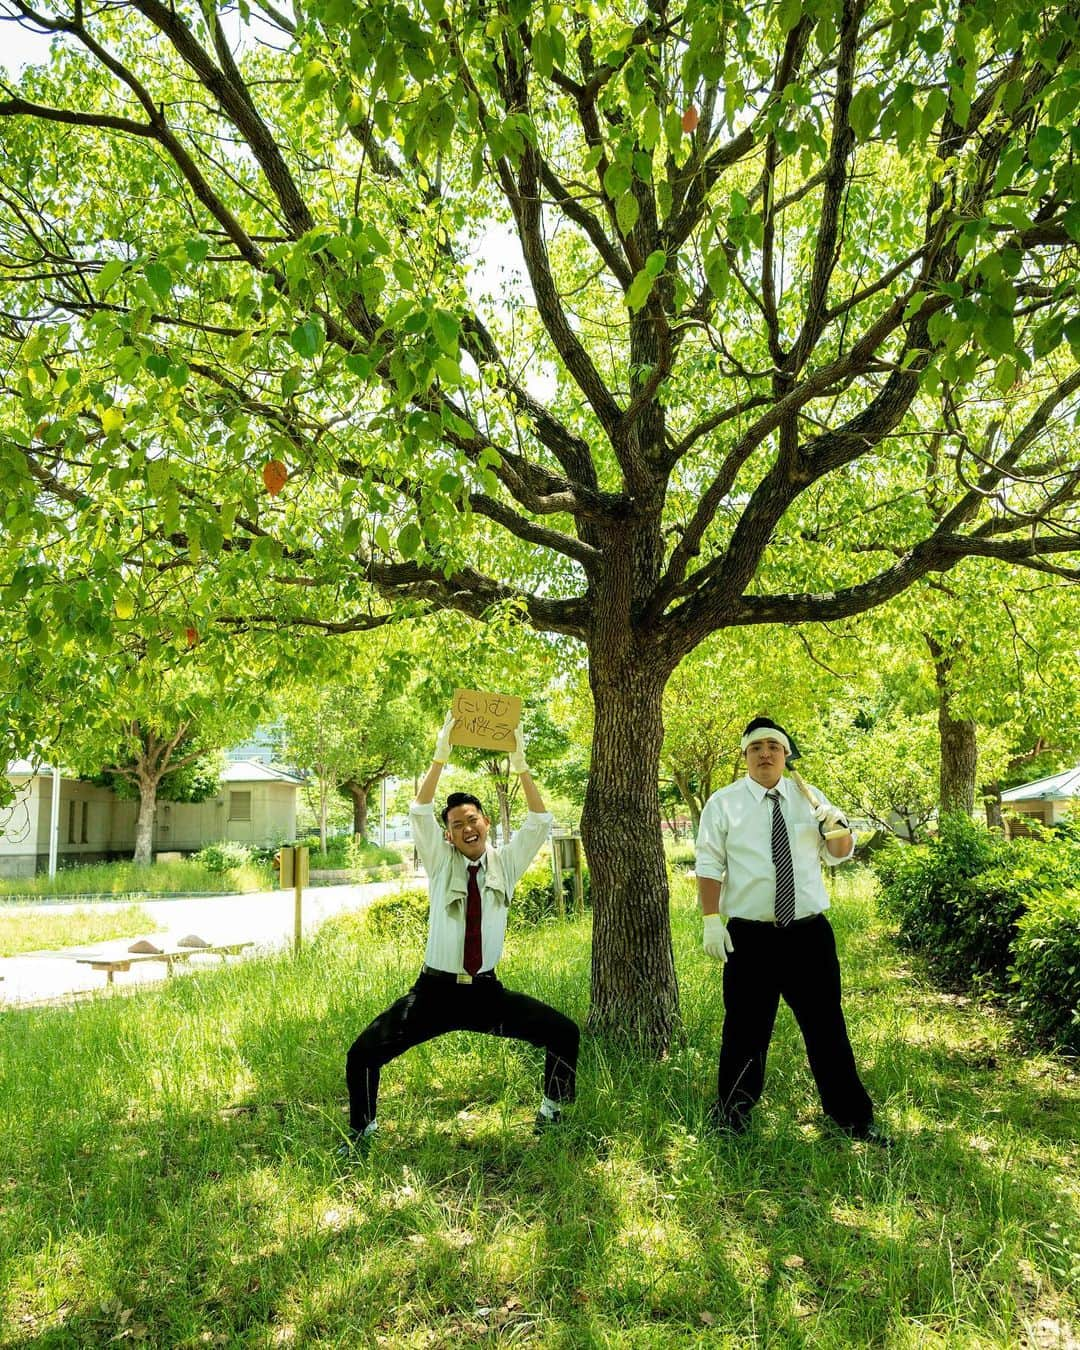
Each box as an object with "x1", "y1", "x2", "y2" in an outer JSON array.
[
  {"x1": 410, "y1": 802, "x2": 553, "y2": 974},
  {"x1": 695, "y1": 775, "x2": 853, "y2": 921}
]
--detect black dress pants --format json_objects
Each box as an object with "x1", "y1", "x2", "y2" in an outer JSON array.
[
  {"x1": 346, "y1": 969, "x2": 580, "y2": 1131},
  {"x1": 716, "y1": 914, "x2": 873, "y2": 1130}
]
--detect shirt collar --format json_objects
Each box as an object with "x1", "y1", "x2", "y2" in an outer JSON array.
[{"x1": 745, "y1": 775, "x2": 789, "y2": 803}]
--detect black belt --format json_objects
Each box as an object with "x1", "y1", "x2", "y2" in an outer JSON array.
[
  {"x1": 728, "y1": 913, "x2": 823, "y2": 927},
  {"x1": 420, "y1": 965, "x2": 497, "y2": 984}
]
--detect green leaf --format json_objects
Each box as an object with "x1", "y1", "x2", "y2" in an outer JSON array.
[
  {"x1": 397, "y1": 522, "x2": 422, "y2": 558},
  {"x1": 644, "y1": 250, "x2": 667, "y2": 278},
  {"x1": 616, "y1": 191, "x2": 640, "y2": 234},
  {"x1": 848, "y1": 86, "x2": 880, "y2": 141},
  {"x1": 626, "y1": 270, "x2": 654, "y2": 312},
  {"x1": 144, "y1": 262, "x2": 173, "y2": 301},
  {"x1": 95, "y1": 259, "x2": 126, "y2": 296},
  {"x1": 602, "y1": 162, "x2": 632, "y2": 198},
  {"x1": 431, "y1": 308, "x2": 460, "y2": 356},
  {"x1": 289, "y1": 319, "x2": 325, "y2": 358}
]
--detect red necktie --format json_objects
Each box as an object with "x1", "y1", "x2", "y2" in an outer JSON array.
[{"x1": 464, "y1": 862, "x2": 483, "y2": 976}]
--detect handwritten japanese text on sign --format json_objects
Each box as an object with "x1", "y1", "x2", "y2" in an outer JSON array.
[{"x1": 450, "y1": 688, "x2": 522, "y2": 751}]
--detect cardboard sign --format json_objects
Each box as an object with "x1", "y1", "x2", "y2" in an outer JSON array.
[{"x1": 450, "y1": 688, "x2": 522, "y2": 751}]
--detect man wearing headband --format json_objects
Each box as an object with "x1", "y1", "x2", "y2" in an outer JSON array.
[{"x1": 694, "y1": 715, "x2": 887, "y2": 1144}]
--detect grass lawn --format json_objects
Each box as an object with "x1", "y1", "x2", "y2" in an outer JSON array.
[
  {"x1": 0, "y1": 870, "x2": 1076, "y2": 1347},
  {"x1": 0, "y1": 859, "x2": 273, "y2": 900},
  {"x1": 0, "y1": 905, "x2": 162, "y2": 957}
]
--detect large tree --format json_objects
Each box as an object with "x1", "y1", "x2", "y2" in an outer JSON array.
[{"x1": 2, "y1": 0, "x2": 1080, "y2": 1047}]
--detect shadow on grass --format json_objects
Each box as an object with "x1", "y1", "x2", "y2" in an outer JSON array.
[{"x1": 2, "y1": 891, "x2": 1077, "y2": 1346}]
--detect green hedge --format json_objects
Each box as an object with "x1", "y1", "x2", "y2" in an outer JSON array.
[
  {"x1": 874, "y1": 814, "x2": 1080, "y2": 1053},
  {"x1": 1011, "y1": 888, "x2": 1080, "y2": 1053}
]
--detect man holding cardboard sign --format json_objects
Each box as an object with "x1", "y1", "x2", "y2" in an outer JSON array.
[{"x1": 341, "y1": 705, "x2": 579, "y2": 1153}]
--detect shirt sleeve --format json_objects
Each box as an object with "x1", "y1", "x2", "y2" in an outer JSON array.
[
  {"x1": 695, "y1": 796, "x2": 728, "y2": 882},
  {"x1": 812, "y1": 788, "x2": 855, "y2": 867},
  {"x1": 409, "y1": 801, "x2": 447, "y2": 877},
  {"x1": 499, "y1": 810, "x2": 552, "y2": 892}
]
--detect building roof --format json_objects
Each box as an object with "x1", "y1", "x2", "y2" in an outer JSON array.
[
  {"x1": 1001, "y1": 766, "x2": 1080, "y2": 803},
  {"x1": 7, "y1": 758, "x2": 304, "y2": 786},
  {"x1": 221, "y1": 759, "x2": 305, "y2": 786}
]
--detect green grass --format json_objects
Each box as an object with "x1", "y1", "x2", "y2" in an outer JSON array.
[
  {"x1": 0, "y1": 905, "x2": 163, "y2": 957},
  {"x1": 1, "y1": 869, "x2": 1077, "y2": 1346},
  {"x1": 0, "y1": 858, "x2": 273, "y2": 900}
]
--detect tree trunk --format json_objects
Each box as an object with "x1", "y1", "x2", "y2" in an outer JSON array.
[
  {"x1": 930, "y1": 639, "x2": 977, "y2": 815},
  {"x1": 345, "y1": 782, "x2": 368, "y2": 841},
  {"x1": 982, "y1": 782, "x2": 1003, "y2": 831},
  {"x1": 133, "y1": 775, "x2": 158, "y2": 866},
  {"x1": 318, "y1": 776, "x2": 329, "y2": 852},
  {"x1": 671, "y1": 770, "x2": 702, "y2": 834},
  {"x1": 581, "y1": 658, "x2": 679, "y2": 1052}
]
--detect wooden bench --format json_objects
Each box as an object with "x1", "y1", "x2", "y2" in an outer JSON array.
[{"x1": 76, "y1": 942, "x2": 253, "y2": 984}]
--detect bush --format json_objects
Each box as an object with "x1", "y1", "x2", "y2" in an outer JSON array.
[
  {"x1": 346, "y1": 837, "x2": 404, "y2": 877},
  {"x1": 664, "y1": 839, "x2": 697, "y2": 870},
  {"x1": 511, "y1": 857, "x2": 591, "y2": 927},
  {"x1": 192, "y1": 841, "x2": 255, "y2": 874},
  {"x1": 874, "y1": 814, "x2": 1080, "y2": 1047},
  {"x1": 874, "y1": 814, "x2": 1007, "y2": 986},
  {"x1": 1010, "y1": 888, "x2": 1080, "y2": 1054},
  {"x1": 362, "y1": 886, "x2": 430, "y2": 940}
]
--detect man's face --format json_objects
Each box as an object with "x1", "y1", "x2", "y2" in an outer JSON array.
[
  {"x1": 444, "y1": 803, "x2": 490, "y2": 859},
  {"x1": 745, "y1": 737, "x2": 787, "y2": 788}
]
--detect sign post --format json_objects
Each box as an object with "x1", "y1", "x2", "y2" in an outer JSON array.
[{"x1": 278, "y1": 845, "x2": 309, "y2": 954}]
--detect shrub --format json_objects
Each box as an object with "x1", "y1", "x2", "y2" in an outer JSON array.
[
  {"x1": 511, "y1": 858, "x2": 591, "y2": 927},
  {"x1": 1010, "y1": 888, "x2": 1080, "y2": 1055},
  {"x1": 362, "y1": 886, "x2": 430, "y2": 940},
  {"x1": 346, "y1": 837, "x2": 405, "y2": 878},
  {"x1": 192, "y1": 841, "x2": 255, "y2": 874},
  {"x1": 873, "y1": 814, "x2": 1006, "y2": 986},
  {"x1": 664, "y1": 839, "x2": 697, "y2": 870},
  {"x1": 874, "y1": 814, "x2": 1080, "y2": 1046}
]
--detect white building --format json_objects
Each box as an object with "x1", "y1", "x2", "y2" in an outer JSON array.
[
  {"x1": 0, "y1": 759, "x2": 304, "y2": 878},
  {"x1": 1000, "y1": 766, "x2": 1080, "y2": 835}
]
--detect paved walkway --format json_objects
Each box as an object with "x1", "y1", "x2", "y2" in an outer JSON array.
[{"x1": 0, "y1": 877, "x2": 411, "y2": 1006}]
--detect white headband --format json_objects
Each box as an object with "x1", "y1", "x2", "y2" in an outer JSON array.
[{"x1": 741, "y1": 726, "x2": 792, "y2": 755}]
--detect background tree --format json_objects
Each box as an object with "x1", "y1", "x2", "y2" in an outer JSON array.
[
  {"x1": 282, "y1": 638, "x2": 429, "y2": 845},
  {"x1": 65, "y1": 653, "x2": 266, "y2": 864},
  {"x1": 2, "y1": 0, "x2": 1079, "y2": 1046}
]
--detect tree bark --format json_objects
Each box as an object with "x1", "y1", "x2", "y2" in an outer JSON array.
[
  {"x1": 981, "y1": 782, "x2": 1003, "y2": 830},
  {"x1": 930, "y1": 641, "x2": 977, "y2": 815},
  {"x1": 345, "y1": 781, "x2": 369, "y2": 841},
  {"x1": 581, "y1": 656, "x2": 679, "y2": 1052},
  {"x1": 133, "y1": 774, "x2": 158, "y2": 866}
]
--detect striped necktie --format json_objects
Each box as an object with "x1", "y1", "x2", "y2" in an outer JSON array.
[{"x1": 767, "y1": 790, "x2": 796, "y2": 927}]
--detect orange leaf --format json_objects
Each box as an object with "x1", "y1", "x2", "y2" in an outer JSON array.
[
  {"x1": 681, "y1": 106, "x2": 699, "y2": 133},
  {"x1": 262, "y1": 459, "x2": 288, "y2": 496},
  {"x1": 185, "y1": 626, "x2": 198, "y2": 647}
]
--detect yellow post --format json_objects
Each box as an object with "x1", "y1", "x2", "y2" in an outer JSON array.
[{"x1": 292, "y1": 845, "x2": 309, "y2": 955}]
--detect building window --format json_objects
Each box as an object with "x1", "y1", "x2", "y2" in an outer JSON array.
[
  {"x1": 81, "y1": 801, "x2": 89, "y2": 844},
  {"x1": 229, "y1": 791, "x2": 252, "y2": 822},
  {"x1": 67, "y1": 799, "x2": 77, "y2": 844}
]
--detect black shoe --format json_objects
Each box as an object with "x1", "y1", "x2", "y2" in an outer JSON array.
[
  {"x1": 533, "y1": 1109, "x2": 562, "y2": 1135},
  {"x1": 706, "y1": 1103, "x2": 749, "y2": 1137},
  {"x1": 833, "y1": 1121, "x2": 895, "y2": 1148}
]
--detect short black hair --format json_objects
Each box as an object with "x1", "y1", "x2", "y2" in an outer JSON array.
[{"x1": 440, "y1": 792, "x2": 487, "y2": 825}]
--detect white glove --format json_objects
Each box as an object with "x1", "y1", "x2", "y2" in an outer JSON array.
[
  {"x1": 433, "y1": 711, "x2": 456, "y2": 764},
  {"x1": 508, "y1": 725, "x2": 530, "y2": 775},
  {"x1": 703, "y1": 914, "x2": 734, "y2": 962},
  {"x1": 813, "y1": 800, "x2": 849, "y2": 834}
]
